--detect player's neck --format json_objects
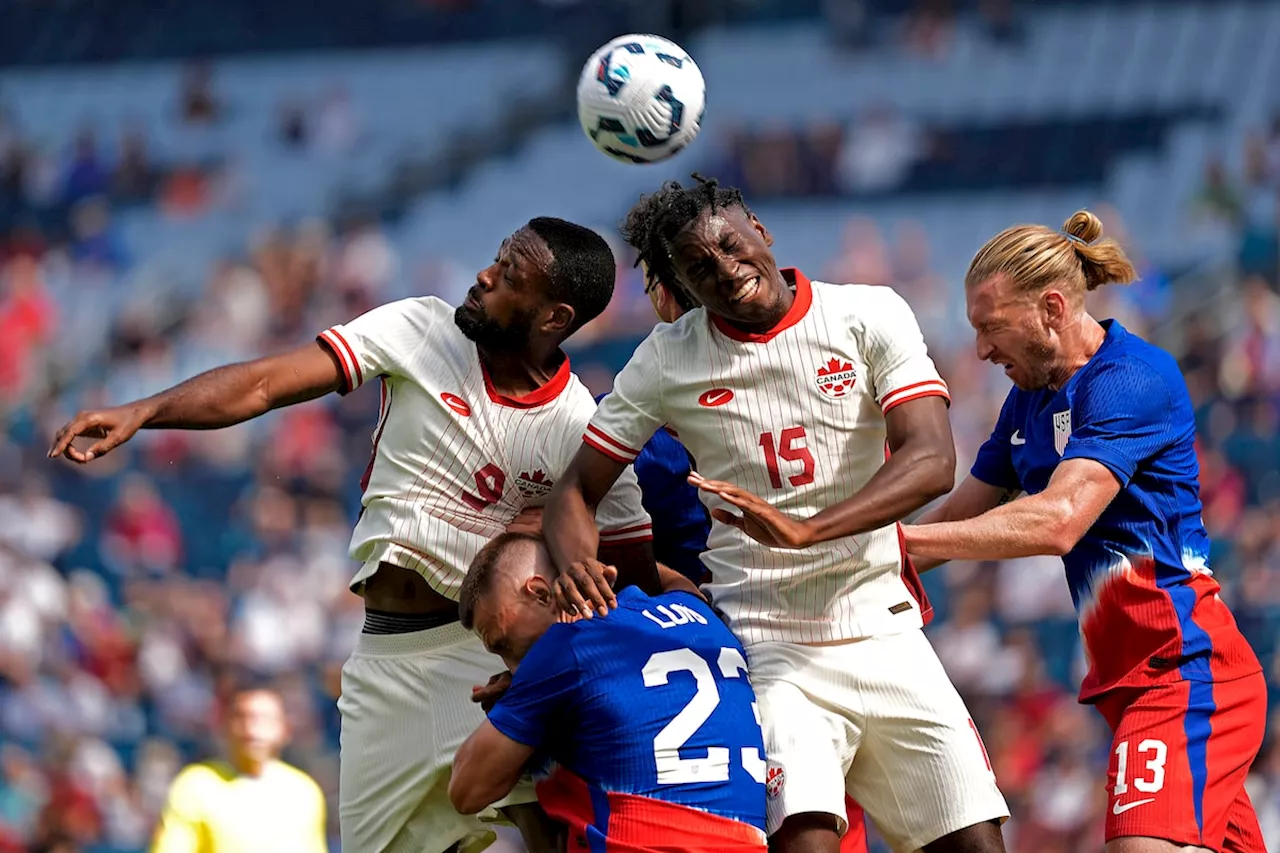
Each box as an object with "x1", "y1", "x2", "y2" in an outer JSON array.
[
  {"x1": 230, "y1": 755, "x2": 272, "y2": 778},
  {"x1": 479, "y1": 343, "x2": 565, "y2": 397},
  {"x1": 1048, "y1": 315, "x2": 1107, "y2": 390}
]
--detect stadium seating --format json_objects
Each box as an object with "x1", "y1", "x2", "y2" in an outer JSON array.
[{"x1": 2, "y1": 1, "x2": 1279, "y2": 850}]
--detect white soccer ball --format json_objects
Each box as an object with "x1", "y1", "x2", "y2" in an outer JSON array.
[{"x1": 576, "y1": 34, "x2": 706, "y2": 165}]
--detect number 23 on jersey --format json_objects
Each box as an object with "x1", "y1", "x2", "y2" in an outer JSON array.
[{"x1": 641, "y1": 646, "x2": 767, "y2": 786}]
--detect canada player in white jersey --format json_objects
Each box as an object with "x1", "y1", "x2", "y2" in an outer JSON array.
[
  {"x1": 544, "y1": 177, "x2": 1008, "y2": 853},
  {"x1": 49, "y1": 217, "x2": 658, "y2": 853}
]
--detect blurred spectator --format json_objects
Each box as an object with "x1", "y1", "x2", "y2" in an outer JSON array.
[
  {"x1": 111, "y1": 130, "x2": 160, "y2": 205},
  {"x1": 278, "y1": 99, "x2": 308, "y2": 150},
  {"x1": 101, "y1": 475, "x2": 184, "y2": 578},
  {"x1": 69, "y1": 198, "x2": 130, "y2": 273},
  {"x1": 178, "y1": 62, "x2": 222, "y2": 126},
  {"x1": 314, "y1": 87, "x2": 359, "y2": 156},
  {"x1": 0, "y1": 255, "x2": 55, "y2": 406},
  {"x1": 835, "y1": 104, "x2": 922, "y2": 194},
  {"x1": 61, "y1": 131, "x2": 109, "y2": 207},
  {"x1": 1191, "y1": 157, "x2": 1245, "y2": 229}
]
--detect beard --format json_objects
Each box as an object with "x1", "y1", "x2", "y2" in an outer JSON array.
[
  {"x1": 1013, "y1": 325, "x2": 1059, "y2": 390},
  {"x1": 454, "y1": 303, "x2": 535, "y2": 353}
]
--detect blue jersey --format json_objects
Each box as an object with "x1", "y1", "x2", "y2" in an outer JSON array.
[
  {"x1": 971, "y1": 320, "x2": 1259, "y2": 701},
  {"x1": 488, "y1": 588, "x2": 767, "y2": 847},
  {"x1": 596, "y1": 393, "x2": 711, "y2": 581}
]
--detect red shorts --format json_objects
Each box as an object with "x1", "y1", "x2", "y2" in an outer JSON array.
[{"x1": 1097, "y1": 673, "x2": 1266, "y2": 851}]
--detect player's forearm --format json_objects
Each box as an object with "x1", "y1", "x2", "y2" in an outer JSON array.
[
  {"x1": 144, "y1": 346, "x2": 340, "y2": 430},
  {"x1": 903, "y1": 493, "x2": 1076, "y2": 561},
  {"x1": 909, "y1": 480, "x2": 1016, "y2": 571},
  {"x1": 450, "y1": 728, "x2": 525, "y2": 814},
  {"x1": 803, "y1": 445, "x2": 954, "y2": 543},
  {"x1": 140, "y1": 362, "x2": 281, "y2": 429},
  {"x1": 543, "y1": 477, "x2": 602, "y2": 571}
]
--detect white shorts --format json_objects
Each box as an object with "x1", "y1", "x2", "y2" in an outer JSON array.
[
  {"x1": 749, "y1": 628, "x2": 1009, "y2": 852},
  {"x1": 338, "y1": 622, "x2": 538, "y2": 853}
]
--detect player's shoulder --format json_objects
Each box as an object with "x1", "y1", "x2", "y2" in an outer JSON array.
[
  {"x1": 271, "y1": 761, "x2": 325, "y2": 800},
  {"x1": 340, "y1": 294, "x2": 450, "y2": 324},
  {"x1": 648, "y1": 307, "x2": 712, "y2": 351},
  {"x1": 1081, "y1": 321, "x2": 1184, "y2": 398},
  {"x1": 808, "y1": 280, "x2": 915, "y2": 326},
  {"x1": 169, "y1": 760, "x2": 235, "y2": 795}
]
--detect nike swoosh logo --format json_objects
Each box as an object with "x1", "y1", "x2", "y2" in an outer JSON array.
[
  {"x1": 698, "y1": 388, "x2": 735, "y2": 407},
  {"x1": 1112, "y1": 798, "x2": 1156, "y2": 815},
  {"x1": 1010, "y1": 430, "x2": 1026, "y2": 446}
]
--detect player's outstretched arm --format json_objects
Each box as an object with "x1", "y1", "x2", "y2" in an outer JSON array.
[
  {"x1": 544, "y1": 445, "x2": 630, "y2": 617},
  {"x1": 908, "y1": 475, "x2": 1019, "y2": 571},
  {"x1": 904, "y1": 458, "x2": 1120, "y2": 561},
  {"x1": 692, "y1": 396, "x2": 955, "y2": 548},
  {"x1": 450, "y1": 721, "x2": 537, "y2": 815},
  {"x1": 49, "y1": 342, "x2": 344, "y2": 463}
]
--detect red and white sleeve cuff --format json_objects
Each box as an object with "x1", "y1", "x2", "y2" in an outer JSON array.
[
  {"x1": 880, "y1": 379, "x2": 950, "y2": 413},
  {"x1": 584, "y1": 424, "x2": 642, "y2": 464},
  {"x1": 599, "y1": 523, "x2": 654, "y2": 544},
  {"x1": 317, "y1": 328, "x2": 365, "y2": 394}
]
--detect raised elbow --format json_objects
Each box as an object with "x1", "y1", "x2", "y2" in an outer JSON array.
[
  {"x1": 918, "y1": 449, "x2": 957, "y2": 503},
  {"x1": 1040, "y1": 502, "x2": 1081, "y2": 557}
]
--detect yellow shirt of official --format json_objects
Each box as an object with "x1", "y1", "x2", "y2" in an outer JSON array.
[{"x1": 151, "y1": 759, "x2": 327, "y2": 853}]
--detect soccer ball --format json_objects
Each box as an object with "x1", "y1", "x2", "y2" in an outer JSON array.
[{"x1": 577, "y1": 34, "x2": 706, "y2": 165}]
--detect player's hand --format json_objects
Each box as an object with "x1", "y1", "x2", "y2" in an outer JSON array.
[
  {"x1": 553, "y1": 559, "x2": 618, "y2": 619},
  {"x1": 471, "y1": 671, "x2": 512, "y2": 713},
  {"x1": 48, "y1": 402, "x2": 153, "y2": 463},
  {"x1": 504, "y1": 506, "x2": 544, "y2": 537},
  {"x1": 689, "y1": 472, "x2": 818, "y2": 549}
]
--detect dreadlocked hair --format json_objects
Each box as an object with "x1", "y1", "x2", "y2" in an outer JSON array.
[{"x1": 618, "y1": 174, "x2": 751, "y2": 311}]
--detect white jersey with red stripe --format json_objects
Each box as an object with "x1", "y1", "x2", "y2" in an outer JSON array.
[
  {"x1": 318, "y1": 296, "x2": 652, "y2": 599},
  {"x1": 586, "y1": 270, "x2": 946, "y2": 645}
]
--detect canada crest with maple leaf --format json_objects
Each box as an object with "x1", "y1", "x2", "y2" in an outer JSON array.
[
  {"x1": 516, "y1": 469, "x2": 555, "y2": 500},
  {"x1": 815, "y1": 357, "x2": 857, "y2": 398}
]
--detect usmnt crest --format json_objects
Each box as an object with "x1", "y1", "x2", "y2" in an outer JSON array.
[
  {"x1": 815, "y1": 357, "x2": 857, "y2": 398},
  {"x1": 1053, "y1": 410, "x2": 1072, "y2": 456},
  {"x1": 516, "y1": 470, "x2": 554, "y2": 500}
]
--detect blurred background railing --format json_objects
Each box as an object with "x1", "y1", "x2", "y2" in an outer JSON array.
[{"x1": 1, "y1": 1, "x2": 1278, "y2": 851}]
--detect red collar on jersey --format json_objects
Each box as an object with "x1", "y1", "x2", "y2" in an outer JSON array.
[
  {"x1": 481, "y1": 352, "x2": 572, "y2": 409},
  {"x1": 710, "y1": 268, "x2": 812, "y2": 344}
]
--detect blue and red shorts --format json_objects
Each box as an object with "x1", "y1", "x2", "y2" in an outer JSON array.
[{"x1": 1096, "y1": 672, "x2": 1266, "y2": 851}]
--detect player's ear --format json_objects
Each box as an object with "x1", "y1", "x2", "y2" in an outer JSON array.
[
  {"x1": 542, "y1": 303, "x2": 576, "y2": 335},
  {"x1": 748, "y1": 213, "x2": 773, "y2": 248},
  {"x1": 1042, "y1": 289, "x2": 1070, "y2": 329},
  {"x1": 526, "y1": 574, "x2": 555, "y2": 606}
]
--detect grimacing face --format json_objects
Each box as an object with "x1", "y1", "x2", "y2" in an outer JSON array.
[
  {"x1": 666, "y1": 206, "x2": 788, "y2": 332},
  {"x1": 471, "y1": 546, "x2": 560, "y2": 673},
  {"x1": 454, "y1": 226, "x2": 554, "y2": 352},
  {"x1": 966, "y1": 275, "x2": 1060, "y2": 391}
]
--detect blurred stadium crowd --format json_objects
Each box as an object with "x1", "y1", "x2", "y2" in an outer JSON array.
[{"x1": 1, "y1": 0, "x2": 1279, "y2": 851}]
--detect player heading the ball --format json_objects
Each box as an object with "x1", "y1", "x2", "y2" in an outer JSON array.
[{"x1": 543, "y1": 175, "x2": 1009, "y2": 853}]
